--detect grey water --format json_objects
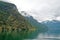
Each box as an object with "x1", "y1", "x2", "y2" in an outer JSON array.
[
  {"x1": 24, "y1": 27, "x2": 60, "y2": 40},
  {"x1": 0, "y1": 26, "x2": 60, "y2": 40}
]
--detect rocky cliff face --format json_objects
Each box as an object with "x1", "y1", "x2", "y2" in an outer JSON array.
[{"x1": 0, "y1": 1, "x2": 33, "y2": 32}]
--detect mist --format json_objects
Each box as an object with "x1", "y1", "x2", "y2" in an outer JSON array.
[{"x1": 1, "y1": 0, "x2": 60, "y2": 22}]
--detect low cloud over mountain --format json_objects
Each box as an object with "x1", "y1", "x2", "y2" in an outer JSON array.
[{"x1": 2, "y1": 0, "x2": 60, "y2": 22}]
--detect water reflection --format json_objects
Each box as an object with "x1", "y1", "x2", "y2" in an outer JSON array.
[
  {"x1": 1, "y1": 26, "x2": 60, "y2": 40},
  {"x1": 25, "y1": 33, "x2": 60, "y2": 40},
  {"x1": 0, "y1": 30, "x2": 40, "y2": 40},
  {"x1": 25, "y1": 27, "x2": 60, "y2": 40},
  {"x1": 0, "y1": 26, "x2": 48, "y2": 40}
]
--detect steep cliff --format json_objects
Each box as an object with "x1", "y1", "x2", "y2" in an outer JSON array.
[{"x1": 0, "y1": 1, "x2": 33, "y2": 32}]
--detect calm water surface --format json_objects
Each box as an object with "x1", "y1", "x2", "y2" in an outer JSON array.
[
  {"x1": 0, "y1": 27, "x2": 60, "y2": 40},
  {"x1": 25, "y1": 27, "x2": 60, "y2": 40}
]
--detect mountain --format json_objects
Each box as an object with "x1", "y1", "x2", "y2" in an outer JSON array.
[
  {"x1": 42, "y1": 20, "x2": 60, "y2": 33},
  {"x1": 20, "y1": 11, "x2": 48, "y2": 32},
  {"x1": 25, "y1": 16, "x2": 48, "y2": 32},
  {"x1": 42, "y1": 20, "x2": 60, "y2": 28},
  {"x1": 0, "y1": 1, "x2": 34, "y2": 32}
]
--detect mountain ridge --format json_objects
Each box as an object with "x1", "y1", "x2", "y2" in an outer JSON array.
[
  {"x1": 0, "y1": 1, "x2": 34, "y2": 32},
  {"x1": 42, "y1": 20, "x2": 60, "y2": 33}
]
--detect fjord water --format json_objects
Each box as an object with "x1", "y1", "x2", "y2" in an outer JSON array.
[
  {"x1": 25, "y1": 24, "x2": 60, "y2": 40},
  {"x1": 0, "y1": 26, "x2": 60, "y2": 40},
  {"x1": 25, "y1": 26, "x2": 60, "y2": 40}
]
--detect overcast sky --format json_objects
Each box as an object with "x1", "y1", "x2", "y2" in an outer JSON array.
[{"x1": 2, "y1": 0, "x2": 60, "y2": 22}]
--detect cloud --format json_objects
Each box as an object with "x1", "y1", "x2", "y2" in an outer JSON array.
[
  {"x1": 2, "y1": 0, "x2": 60, "y2": 22},
  {"x1": 25, "y1": 0, "x2": 60, "y2": 22}
]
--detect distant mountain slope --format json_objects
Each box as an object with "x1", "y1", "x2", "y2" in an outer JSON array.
[
  {"x1": 42, "y1": 20, "x2": 60, "y2": 28},
  {"x1": 25, "y1": 16, "x2": 48, "y2": 32},
  {"x1": 0, "y1": 1, "x2": 33, "y2": 32},
  {"x1": 42, "y1": 20, "x2": 60, "y2": 33},
  {"x1": 20, "y1": 11, "x2": 48, "y2": 32}
]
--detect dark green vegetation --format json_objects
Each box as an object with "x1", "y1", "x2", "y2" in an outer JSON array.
[
  {"x1": 21, "y1": 11, "x2": 48, "y2": 32},
  {"x1": 0, "y1": 1, "x2": 48, "y2": 40},
  {"x1": 0, "y1": 1, "x2": 36, "y2": 40},
  {"x1": 25, "y1": 16, "x2": 48, "y2": 32},
  {"x1": 0, "y1": 1, "x2": 35, "y2": 32},
  {"x1": 20, "y1": 11, "x2": 48, "y2": 39}
]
